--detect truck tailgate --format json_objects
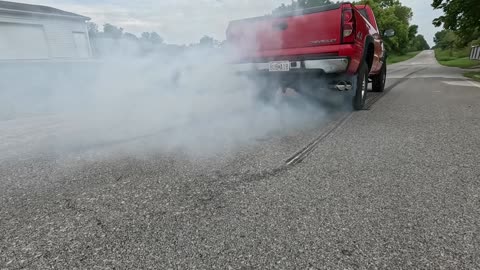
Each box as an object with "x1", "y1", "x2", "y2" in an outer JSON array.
[{"x1": 227, "y1": 4, "x2": 343, "y2": 56}]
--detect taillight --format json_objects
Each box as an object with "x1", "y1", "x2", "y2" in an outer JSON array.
[{"x1": 342, "y1": 9, "x2": 355, "y2": 43}]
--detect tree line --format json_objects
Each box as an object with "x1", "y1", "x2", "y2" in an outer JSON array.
[
  {"x1": 431, "y1": 0, "x2": 480, "y2": 52},
  {"x1": 86, "y1": 22, "x2": 222, "y2": 57}
]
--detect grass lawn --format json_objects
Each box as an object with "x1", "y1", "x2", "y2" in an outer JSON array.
[
  {"x1": 464, "y1": 71, "x2": 480, "y2": 82},
  {"x1": 435, "y1": 49, "x2": 480, "y2": 68},
  {"x1": 387, "y1": 51, "x2": 421, "y2": 64}
]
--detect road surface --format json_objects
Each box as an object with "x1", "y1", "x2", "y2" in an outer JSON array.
[{"x1": 1, "y1": 51, "x2": 480, "y2": 269}]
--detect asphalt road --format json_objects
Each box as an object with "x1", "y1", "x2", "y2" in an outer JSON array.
[{"x1": 1, "y1": 51, "x2": 480, "y2": 269}]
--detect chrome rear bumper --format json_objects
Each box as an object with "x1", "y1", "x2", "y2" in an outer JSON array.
[{"x1": 232, "y1": 58, "x2": 349, "y2": 74}]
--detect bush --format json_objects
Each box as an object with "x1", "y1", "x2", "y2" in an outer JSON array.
[
  {"x1": 435, "y1": 48, "x2": 480, "y2": 68},
  {"x1": 435, "y1": 48, "x2": 470, "y2": 60},
  {"x1": 470, "y1": 39, "x2": 480, "y2": 46}
]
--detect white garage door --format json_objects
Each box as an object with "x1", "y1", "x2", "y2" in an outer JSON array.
[
  {"x1": 73, "y1": 32, "x2": 90, "y2": 58},
  {"x1": 0, "y1": 23, "x2": 49, "y2": 60}
]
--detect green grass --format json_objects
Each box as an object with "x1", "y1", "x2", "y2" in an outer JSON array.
[
  {"x1": 387, "y1": 51, "x2": 422, "y2": 64},
  {"x1": 464, "y1": 71, "x2": 480, "y2": 82},
  {"x1": 435, "y1": 49, "x2": 480, "y2": 68},
  {"x1": 438, "y1": 57, "x2": 479, "y2": 68}
]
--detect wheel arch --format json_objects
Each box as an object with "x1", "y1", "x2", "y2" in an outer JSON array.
[{"x1": 362, "y1": 36, "x2": 375, "y2": 72}]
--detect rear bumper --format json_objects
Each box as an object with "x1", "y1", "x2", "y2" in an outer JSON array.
[{"x1": 232, "y1": 58, "x2": 349, "y2": 74}]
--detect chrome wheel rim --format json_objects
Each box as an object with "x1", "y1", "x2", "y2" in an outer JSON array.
[{"x1": 361, "y1": 76, "x2": 367, "y2": 99}]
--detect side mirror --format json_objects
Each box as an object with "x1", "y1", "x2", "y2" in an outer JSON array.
[{"x1": 384, "y1": 29, "x2": 395, "y2": 38}]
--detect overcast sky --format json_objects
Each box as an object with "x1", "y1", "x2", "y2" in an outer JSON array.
[{"x1": 19, "y1": 0, "x2": 443, "y2": 46}]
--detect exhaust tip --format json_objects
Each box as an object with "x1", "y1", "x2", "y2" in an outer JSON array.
[
  {"x1": 335, "y1": 81, "x2": 352, "y2": 91},
  {"x1": 335, "y1": 81, "x2": 347, "y2": 91}
]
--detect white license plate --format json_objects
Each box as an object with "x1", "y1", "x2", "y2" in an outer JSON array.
[{"x1": 269, "y1": 61, "x2": 290, "y2": 72}]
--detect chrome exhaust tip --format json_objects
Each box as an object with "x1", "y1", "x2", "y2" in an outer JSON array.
[
  {"x1": 335, "y1": 81, "x2": 352, "y2": 91},
  {"x1": 335, "y1": 81, "x2": 347, "y2": 91},
  {"x1": 345, "y1": 82, "x2": 352, "y2": 91}
]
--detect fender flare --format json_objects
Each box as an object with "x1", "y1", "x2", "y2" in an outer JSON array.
[{"x1": 361, "y1": 35, "x2": 375, "y2": 72}]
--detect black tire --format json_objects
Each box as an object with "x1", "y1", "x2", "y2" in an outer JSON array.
[
  {"x1": 372, "y1": 62, "x2": 387, "y2": 92},
  {"x1": 353, "y1": 61, "x2": 369, "y2": 110}
]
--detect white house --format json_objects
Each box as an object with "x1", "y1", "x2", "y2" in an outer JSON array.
[{"x1": 0, "y1": 0, "x2": 92, "y2": 60}]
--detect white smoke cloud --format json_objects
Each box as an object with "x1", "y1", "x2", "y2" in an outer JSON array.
[
  {"x1": 0, "y1": 40, "x2": 334, "y2": 159},
  {"x1": 0, "y1": 1, "x2": 362, "y2": 160}
]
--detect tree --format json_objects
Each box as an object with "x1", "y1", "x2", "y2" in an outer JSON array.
[
  {"x1": 188, "y1": 36, "x2": 222, "y2": 49},
  {"x1": 301, "y1": 0, "x2": 332, "y2": 8},
  {"x1": 123, "y1": 32, "x2": 139, "y2": 41},
  {"x1": 141, "y1": 32, "x2": 151, "y2": 41},
  {"x1": 199, "y1": 36, "x2": 215, "y2": 48},
  {"x1": 83, "y1": 21, "x2": 171, "y2": 57},
  {"x1": 356, "y1": 0, "x2": 413, "y2": 54},
  {"x1": 103, "y1": 23, "x2": 124, "y2": 39},
  {"x1": 409, "y1": 35, "x2": 430, "y2": 51},
  {"x1": 443, "y1": 31, "x2": 458, "y2": 55},
  {"x1": 141, "y1": 32, "x2": 164, "y2": 44},
  {"x1": 416, "y1": 35, "x2": 431, "y2": 50},
  {"x1": 432, "y1": 0, "x2": 480, "y2": 44},
  {"x1": 406, "y1": 25, "x2": 430, "y2": 51},
  {"x1": 149, "y1": 32, "x2": 164, "y2": 44},
  {"x1": 433, "y1": 30, "x2": 448, "y2": 48},
  {"x1": 379, "y1": 0, "x2": 401, "y2": 8},
  {"x1": 433, "y1": 30, "x2": 458, "y2": 53},
  {"x1": 408, "y1": 25, "x2": 418, "y2": 40},
  {"x1": 87, "y1": 22, "x2": 99, "y2": 38}
]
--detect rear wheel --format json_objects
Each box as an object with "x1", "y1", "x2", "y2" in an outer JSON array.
[
  {"x1": 353, "y1": 61, "x2": 369, "y2": 110},
  {"x1": 371, "y1": 62, "x2": 387, "y2": 92}
]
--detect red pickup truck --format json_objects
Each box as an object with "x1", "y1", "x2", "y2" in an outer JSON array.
[{"x1": 226, "y1": 2, "x2": 394, "y2": 110}]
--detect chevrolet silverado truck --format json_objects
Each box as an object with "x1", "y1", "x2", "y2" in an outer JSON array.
[{"x1": 226, "y1": 2, "x2": 395, "y2": 110}]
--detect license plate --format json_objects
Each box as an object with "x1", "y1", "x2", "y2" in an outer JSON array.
[{"x1": 269, "y1": 61, "x2": 290, "y2": 72}]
